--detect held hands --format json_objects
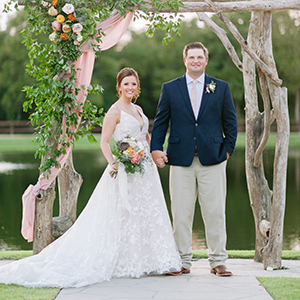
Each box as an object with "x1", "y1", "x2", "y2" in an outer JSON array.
[{"x1": 151, "y1": 150, "x2": 168, "y2": 168}]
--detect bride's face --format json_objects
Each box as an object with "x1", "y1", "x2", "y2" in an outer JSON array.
[{"x1": 119, "y1": 75, "x2": 138, "y2": 100}]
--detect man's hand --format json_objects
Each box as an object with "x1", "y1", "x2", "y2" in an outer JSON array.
[
  {"x1": 151, "y1": 150, "x2": 168, "y2": 168},
  {"x1": 227, "y1": 152, "x2": 230, "y2": 159}
]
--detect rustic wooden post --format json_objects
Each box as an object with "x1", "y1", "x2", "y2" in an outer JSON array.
[
  {"x1": 33, "y1": 182, "x2": 56, "y2": 254},
  {"x1": 53, "y1": 150, "x2": 83, "y2": 238}
]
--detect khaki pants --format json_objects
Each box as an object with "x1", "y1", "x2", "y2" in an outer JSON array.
[{"x1": 170, "y1": 157, "x2": 228, "y2": 269}]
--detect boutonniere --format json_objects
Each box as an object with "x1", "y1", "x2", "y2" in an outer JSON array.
[{"x1": 205, "y1": 80, "x2": 216, "y2": 93}]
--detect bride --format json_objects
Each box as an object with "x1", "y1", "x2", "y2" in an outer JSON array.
[{"x1": 0, "y1": 68, "x2": 182, "y2": 288}]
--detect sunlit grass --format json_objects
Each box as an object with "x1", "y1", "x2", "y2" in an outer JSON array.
[
  {"x1": 258, "y1": 277, "x2": 300, "y2": 300},
  {"x1": 0, "y1": 132, "x2": 299, "y2": 153},
  {"x1": 0, "y1": 250, "x2": 33, "y2": 260},
  {"x1": 0, "y1": 284, "x2": 60, "y2": 300},
  {"x1": 192, "y1": 250, "x2": 300, "y2": 260},
  {"x1": 0, "y1": 134, "x2": 101, "y2": 153}
]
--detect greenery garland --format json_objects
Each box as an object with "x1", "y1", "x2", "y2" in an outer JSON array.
[{"x1": 3, "y1": 0, "x2": 183, "y2": 176}]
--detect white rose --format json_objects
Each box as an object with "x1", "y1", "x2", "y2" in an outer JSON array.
[
  {"x1": 49, "y1": 32, "x2": 57, "y2": 42},
  {"x1": 62, "y1": 3, "x2": 75, "y2": 15},
  {"x1": 72, "y1": 23, "x2": 83, "y2": 33},
  {"x1": 42, "y1": 1, "x2": 51, "y2": 8},
  {"x1": 76, "y1": 33, "x2": 83, "y2": 42}
]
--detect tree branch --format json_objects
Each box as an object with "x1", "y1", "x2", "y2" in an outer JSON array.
[
  {"x1": 253, "y1": 66, "x2": 272, "y2": 168},
  {"x1": 197, "y1": 12, "x2": 243, "y2": 71},
  {"x1": 144, "y1": 0, "x2": 300, "y2": 13},
  {"x1": 204, "y1": 0, "x2": 282, "y2": 86}
]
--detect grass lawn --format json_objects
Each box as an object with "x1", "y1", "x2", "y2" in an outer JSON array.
[
  {"x1": 0, "y1": 132, "x2": 300, "y2": 153},
  {"x1": 0, "y1": 284, "x2": 60, "y2": 300},
  {"x1": 258, "y1": 277, "x2": 300, "y2": 300},
  {"x1": 0, "y1": 251, "x2": 60, "y2": 300},
  {"x1": 192, "y1": 249, "x2": 300, "y2": 260}
]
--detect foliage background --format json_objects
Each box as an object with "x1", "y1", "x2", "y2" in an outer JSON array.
[{"x1": 0, "y1": 9, "x2": 299, "y2": 122}]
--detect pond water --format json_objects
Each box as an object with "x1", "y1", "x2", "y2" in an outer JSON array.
[{"x1": 0, "y1": 148, "x2": 299, "y2": 251}]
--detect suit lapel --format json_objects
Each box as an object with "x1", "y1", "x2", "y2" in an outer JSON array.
[
  {"x1": 198, "y1": 74, "x2": 211, "y2": 120},
  {"x1": 177, "y1": 75, "x2": 195, "y2": 119}
]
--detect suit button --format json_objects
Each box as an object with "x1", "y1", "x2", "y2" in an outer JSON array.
[
  {"x1": 195, "y1": 123, "x2": 198, "y2": 126},
  {"x1": 194, "y1": 137, "x2": 196, "y2": 140}
]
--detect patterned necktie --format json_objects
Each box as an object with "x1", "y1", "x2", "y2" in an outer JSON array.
[{"x1": 190, "y1": 80, "x2": 197, "y2": 116}]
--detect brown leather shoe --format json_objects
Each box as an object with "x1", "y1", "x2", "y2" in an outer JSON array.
[
  {"x1": 181, "y1": 267, "x2": 190, "y2": 274},
  {"x1": 211, "y1": 265, "x2": 233, "y2": 276}
]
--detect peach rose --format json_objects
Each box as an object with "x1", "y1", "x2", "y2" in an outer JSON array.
[
  {"x1": 62, "y1": 24, "x2": 71, "y2": 33},
  {"x1": 48, "y1": 6, "x2": 58, "y2": 16},
  {"x1": 52, "y1": 0, "x2": 57, "y2": 6}
]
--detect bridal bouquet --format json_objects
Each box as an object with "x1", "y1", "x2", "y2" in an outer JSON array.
[{"x1": 110, "y1": 136, "x2": 150, "y2": 178}]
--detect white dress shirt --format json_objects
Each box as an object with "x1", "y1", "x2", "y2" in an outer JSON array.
[{"x1": 186, "y1": 73, "x2": 205, "y2": 118}]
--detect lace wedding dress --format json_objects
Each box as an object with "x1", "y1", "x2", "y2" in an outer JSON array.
[{"x1": 0, "y1": 109, "x2": 182, "y2": 288}]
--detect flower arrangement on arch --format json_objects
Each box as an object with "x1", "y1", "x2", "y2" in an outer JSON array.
[
  {"x1": 42, "y1": 0, "x2": 85, "y2": 46},
  {"x1": 110, "y1": 136, "x2": 150, "y2": 178}
]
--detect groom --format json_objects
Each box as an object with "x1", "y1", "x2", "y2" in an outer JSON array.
[{"x1": 150, "y1": 42, "x2": 237, "y2": 276}]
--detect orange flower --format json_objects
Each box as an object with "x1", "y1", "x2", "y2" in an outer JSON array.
[
  {"x1": 68, "y1": 13, "x2": 76, "y2": 21},
  {"x1": 56, "y1": 14, "x2": 65, "y2": 23},
  {"x1": 60, "y1": 33, "x2": 68, "y2": 40},
  {"x1": 52, "y1": 0, "x2": 57, "y2": 6},
  {"x1": 124, "y1": 146, "x2": 136, "y2": 158}
]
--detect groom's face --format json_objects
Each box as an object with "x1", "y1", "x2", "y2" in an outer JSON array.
[{"x1": 184, "y1": 48, "x2": 208, "y2": 78}]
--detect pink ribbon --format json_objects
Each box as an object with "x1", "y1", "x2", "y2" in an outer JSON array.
[{"x1": 21, "y1": 11, "x2": 134, "y2": 242}]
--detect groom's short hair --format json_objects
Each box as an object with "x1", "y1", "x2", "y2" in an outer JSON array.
[{"x1": 183, "y1": 42, "x2": 209, "y2": 59}]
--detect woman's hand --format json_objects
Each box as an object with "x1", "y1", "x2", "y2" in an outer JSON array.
[{"x1": 109, "y1": 163, "x2": 118, "y2": 178}]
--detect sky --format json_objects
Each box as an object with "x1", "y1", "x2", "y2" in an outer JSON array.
[{"x1": 0, "y1": 0, "x2": 16, "y2": 31}]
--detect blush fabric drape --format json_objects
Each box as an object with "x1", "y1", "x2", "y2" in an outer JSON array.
[{"x1": 21, "y1": 11, "x2": 134, "y2": 242}]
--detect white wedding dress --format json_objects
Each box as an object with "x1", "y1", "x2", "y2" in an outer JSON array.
[{"x1": 0, "y1": 109, "x2": 182, "y2": 288}]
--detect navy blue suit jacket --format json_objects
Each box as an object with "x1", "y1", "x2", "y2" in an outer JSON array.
[{"x1": 150, "y1": 74, "x2": 238, "y2": 166}]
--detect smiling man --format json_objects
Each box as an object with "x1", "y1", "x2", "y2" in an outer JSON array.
[{"x1": 150, "y1": 42, "x2": 238, "y2": 276}]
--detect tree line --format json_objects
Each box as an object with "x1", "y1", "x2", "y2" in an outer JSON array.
[{"x1": 0, "y1": 9, "x2": 299, "y2": 122}]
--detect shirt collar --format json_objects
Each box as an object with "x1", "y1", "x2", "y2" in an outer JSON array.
[{"x1": 186, "y1": 73, "x2": 205, "y2": 85}]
